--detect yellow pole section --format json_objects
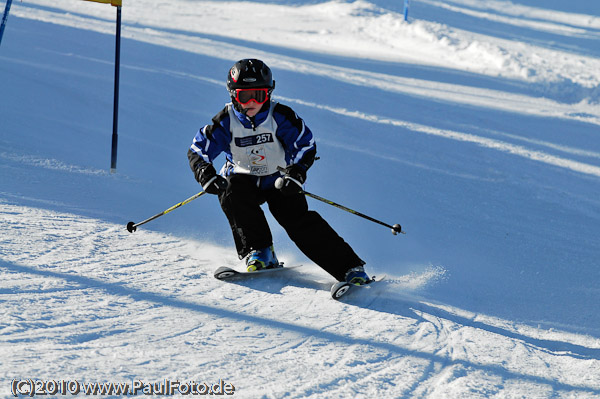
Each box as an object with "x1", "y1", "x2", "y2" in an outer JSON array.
[{"x1": 82, "y1": 0, "x2": 122, "y2": 6}]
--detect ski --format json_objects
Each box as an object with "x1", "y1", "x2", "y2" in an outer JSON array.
[
  {"x1": 330, "y1": 275, "x2": 386, "y2": 300},
  {"x1": 214, "y1": 264, "x2": 384, "y2": 300},
  {"x1": 214, "y1": 263, "x2": 303, "y2": 280}
]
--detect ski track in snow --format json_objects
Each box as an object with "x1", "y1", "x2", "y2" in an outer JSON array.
[
  {"x1": 278, "y1": 96, "x2": 600, "y2": 178},
  {"x1": 1, "y1": 202, "x2": 599, "y2": 397},
  {"x1": 419, "y1": 0, "x2": 600, "y2": 39},
  {"x1": 6, "y1": 47, "x2": 598, "y2": 180},
  {"x1": 14, "y1": 1, "x2": 600, "y2": 95},
  {"x1": 12, "y1": 2, "x2": 600, "y2": 110}
]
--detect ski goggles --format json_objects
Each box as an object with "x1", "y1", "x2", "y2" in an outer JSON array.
[{"x1": 234, "y1": 88, "x2": 269, "y2": 105}]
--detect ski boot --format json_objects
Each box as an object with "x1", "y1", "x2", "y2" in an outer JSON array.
[
  {"x1": 246, "y1": 245, "x2": 280, "y2": 272},
  {"x1": 345, "y1": 265, "x2": 370, "y2": 285}
]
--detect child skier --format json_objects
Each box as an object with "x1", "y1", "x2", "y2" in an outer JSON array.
[{"x1": 187, "y1": 59, "x2": 369, "y2": 284}]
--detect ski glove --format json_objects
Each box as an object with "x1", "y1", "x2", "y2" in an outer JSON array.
[
  {"x1": 197, "y1": 163, "x2": 228, "y2": 195},
  {"x1": 277, "y1": 164, "x2": 306, "y2": 196}
]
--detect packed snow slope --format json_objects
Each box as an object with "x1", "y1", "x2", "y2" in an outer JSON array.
[{"x1": 1, "y1": 0, "x2": 600, "y2": 397}]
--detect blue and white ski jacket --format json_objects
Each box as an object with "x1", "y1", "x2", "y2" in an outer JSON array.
[{"x1": 188, "y1": 101, "x2": 317, "y2": 190}]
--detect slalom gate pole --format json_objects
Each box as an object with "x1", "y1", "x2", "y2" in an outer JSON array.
[
  {"x1": 126, "y1": 191, "x2": 206, "y2": 233},
  {"x1": 0, "y1": 0, "x2": 13, "y2": 47},
  {"x1": 110, "y1": 4, "x2": 121, "y2": 173},
  {"x1": 303, "y1": 190, "x2": 405, "y2": 235}
]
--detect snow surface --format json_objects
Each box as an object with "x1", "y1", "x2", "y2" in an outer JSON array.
[{"x1": 1, "y1": 0, "x2": 600, "y2": 397}]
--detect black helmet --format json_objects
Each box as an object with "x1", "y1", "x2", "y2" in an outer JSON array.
[{"x1": 226, "y1": 59, "x2": 275, "y2": 97}]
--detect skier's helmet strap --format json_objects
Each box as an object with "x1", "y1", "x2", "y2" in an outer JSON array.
[{"x1": 227, "y1": 59, "x2": 275, "y2": 97}]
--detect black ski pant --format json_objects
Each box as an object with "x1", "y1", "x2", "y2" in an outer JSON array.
[{"x1": 218, "y1": 174, "x2": 364, "y2": 281}]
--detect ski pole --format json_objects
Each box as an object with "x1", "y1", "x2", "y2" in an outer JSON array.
[
  {"x1": 275, "y1": 172, "x2": 404, "y2": 235},
  {"x1": 126, "y1": 191, "x2": 206, "y2": 233},
  {"x1": 303, "y1": 190, "x2": 404, "y2": 235}
]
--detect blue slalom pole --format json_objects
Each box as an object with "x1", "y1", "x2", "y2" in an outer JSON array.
[
  {"x1": 403, "y1": 0, "x2": 409, "y2": 22},
  {"x1": 110, "y1": 5, "x2": 121, "y2": 173},
  {"x1": 0, "y1": 0, "x2": 13, "y2": 46}
]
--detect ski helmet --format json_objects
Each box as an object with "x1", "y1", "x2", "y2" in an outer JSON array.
[{"x1": 227, "y1": 59, "x2": 275, "y2": 99}]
